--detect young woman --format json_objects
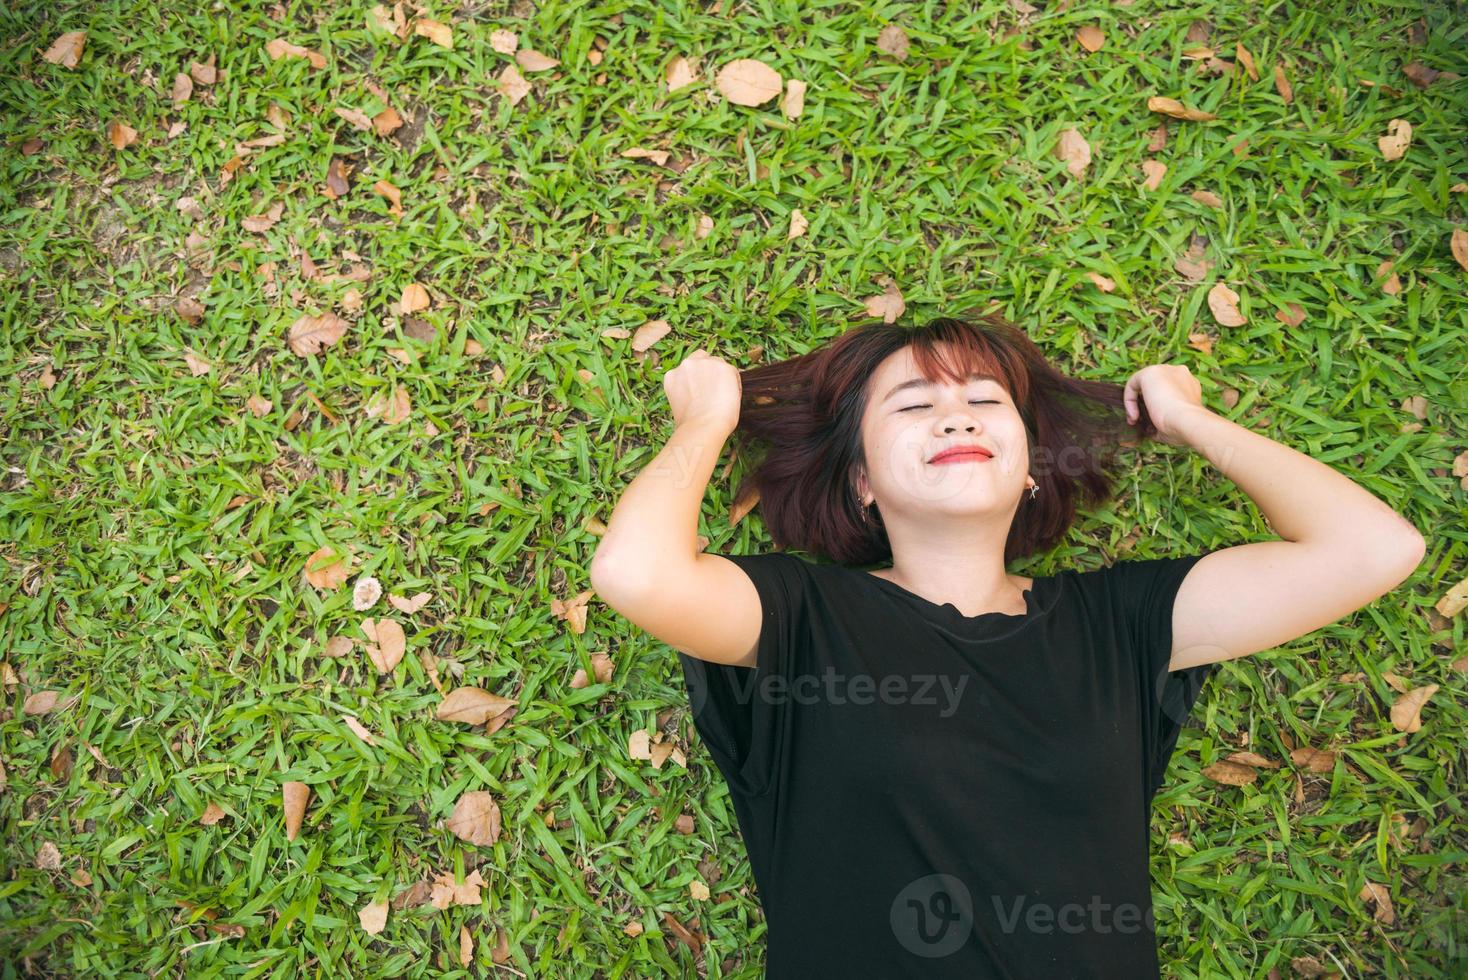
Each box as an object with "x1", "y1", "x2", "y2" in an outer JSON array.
[{"x1": 589, "y1": 314, "x2": 1424, "y2": 977}]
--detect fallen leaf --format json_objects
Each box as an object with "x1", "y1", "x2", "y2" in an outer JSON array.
[
  {"x1": 1053, "y1": 127, "x2": 1090, "y2": 178},
  {"x1": 265, "y1": 38, "x2": 326, "y2": 70},
  {"x1": 41, "y1": 31, "x2": 87, "y2": 69},
  {"x1": 359, "y1": 900, "x2": 388, "y2": 935},
  {"x1": 172, "y1": 73, "x2": 193, "y2": 107},
  {"x1": 282, "y1": 781, "x2": 310, "y2": 840},
  {"x1": 1202, "y1": 760, "x2": 1256, "y2": 785},
  {"x1": 460, "y1": 924, "x2": 473, "y2": 967},
  {"x1": 36, "y1": 841, "x2": 62, "y2": 870},
  {"x1": 176, "y1": 296, "x2": 205, "y2": 324},
  {"x1": 413, "y1": 18, "x2": 453, "y2": 48},
  {"x1": 324, "y1": 157, "x2": 351, "y2": 199},
  {"x1": 515, "y1": 48, "x2": 559, "y2": 71},
  {"x1": 1141, "y1": 159, "x2": 1167, "y2": 191},
  {"x1": 788, "y1": 208, "x2": 808, "y2": 240},
  {"x1": 437, "y1": 687, "x2": 517, "y2": 726},
  {"x1": 1377, "y1": 118, "x2": 1411, "y2": 161},
  {"x1": 714, "y1": 58, "x2": 782, "y2": 106},
  {"x1": 23, "y1": 690, "x2": 60, "y2": 715},
  {"x1": 498, "y1": 64, "x2": 532, "y2": 105},
  {"x1": 1235, "y1": 43, "x2": 1259, "y2": 81},
  {"x1": 876, "y1": 24, "x2": 909, "y2": 60},
  {"x1": 183, "y1": 351, "x2": 212, "y2": 376},
  {"x1": 665, "y1": 55, "x2": 697, "y2": 92},
  {"x1": 621, "y1": 147, "x2": 670, "y2": 166},
  {"x1": 1207, "y1": 282, "x2": 1247, "y2": 326},
  {"x1": 490, "y1": 30, "x2": 518, "y2": 55},
  {"x1": 1402, "y1": 63, "x2": 1439, "y2": 89},
  {"x1": 447, "y1": 791, "x2": 502, "y2": 846},
  {"x1": 780, "y1": 77, "x2": 807, "y2": 119},
  {"x1": 400, "y1": 282, "x2": 430, "y2": 313},
  {"x1": 287, "y1": 312, "x2": 348, "y2": 356},
  {"x1": 189, "y1": 55, "x2": 217, "y2": 85},
  {"x1": 1275, "y1": 303, "x2": 1306, "y2": 327},
  {"x1": 364, "y1": 387, "x2": 411, "y2": 424},
  {"x1": 361, "y1": 617, "x2": 406, "y2": 672},
  {"x1": 696, "y1": 214, "x2": 714, "y2": 239},
  {"x1": 1359, "y1": 881, "x2": 1395, "y2": 925},
  {"x1": 569, "y1": 652, "x2": 615, "y2": 688},
  {"x1": 108, "y1": 121, "x2": 138, "y2": 150},
  {"x1": 1376, "y1": 259, "x2": 1402, "y2": 295},
  {"x1": 631, "y1": 318, "x2": 671, "y2": 352},
  {"x1": 1451, "y1": 229, "x2": 1468, "y2": 272},
  {"x1": 369, "y1": 4, "x2": 409, "y2": 39},
  {"x1": 1273, "y1": 64, "x2": 1293, "y2": 103},
  {"x1": 1146, "y1": 96, "x2": 1216, "y2": 121},
  {"x1": 863, "y1": 281, "x2": 905, "y2": 323},
  {"x1": 1146, "y1": 123, "x2": 1168, "y2": 152},
  {"x1": 373, "y1": 179, "x2": 403, "y2": 219},
  {"x1": 1191, "y1": 189, "x2": 1223, "y2": 208},
  {"x1": 323, "y1": 635, "x2": 354, "y2": 658},
  {"x1": 1077, "y1": 25, "x2": 1104, "y2": 53},
  {"x1": 304, "y1": 544, "x2": 352, "y2": 590},
  {"x1": 334, "y1": 106, "x2": 373, "y2": 131},
  {"x1": 1289, "y1": 746, "x2": 1335, "y2": 772},
  {"x1": 241, "y1": 201, "x2": 284, "y2": 233},
  {"x1": 430, "y1": 869, "x2": 486, "y2": 909},
  {"x1": 1086, "y1": 271, "x2": 1115, "y2": 293},
  {"x1": 372, "y1": 106, "x2": 402, "y2": 136},
  {"x1": 388, "y1": 591, "x2": 432, "y2": 614},
  {"x1": 342, "y1": 714, "x2": 377, "y2": 746},
  {"x1": 1391, "y1": 680, "x2": 1438, "y2": 733},
  {"x1": 200, "y1": 801, "x2": 227, "y2": 825}
]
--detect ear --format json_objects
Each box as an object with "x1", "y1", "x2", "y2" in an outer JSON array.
[{"x1": 853, "y1": 468, "x2": 871, "y2": 506}]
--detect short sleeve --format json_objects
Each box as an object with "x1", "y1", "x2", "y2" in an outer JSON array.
[
  {"x1": 1108, "y1": 550, "x2": 1216, "y2": 803},
  {"x1": 675, "y1": 551, "x2": 813, "y2": 798}
]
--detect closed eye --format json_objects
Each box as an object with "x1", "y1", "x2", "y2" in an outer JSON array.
[{"x1": 898, "y1": 400, "x2": 1000, "y2": 412}]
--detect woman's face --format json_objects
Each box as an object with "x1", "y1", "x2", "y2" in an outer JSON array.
[{"x1": 855, "y1": 345, "x2": 1030, "y2": 519}]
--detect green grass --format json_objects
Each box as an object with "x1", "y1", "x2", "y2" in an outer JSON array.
[{"x1": 2, "y1": 0, "x2": 1465, "y2": 975}]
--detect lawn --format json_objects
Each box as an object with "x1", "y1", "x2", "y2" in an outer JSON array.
[{"x1": 1, "y1": 0, "x2": 1465, "y2": 976}]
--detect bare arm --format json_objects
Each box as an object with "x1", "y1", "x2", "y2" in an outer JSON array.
[
  {"x1": 1125, "y1": 366, "x2": 1426, "y2": 670},
  {"x1": 589, "y1": 352, "x2": 765, "y2": 667}
]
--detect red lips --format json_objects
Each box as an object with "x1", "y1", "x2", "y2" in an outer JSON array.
[{"x1": 928, "y1": 444, "x2": 994, "y2": 464}]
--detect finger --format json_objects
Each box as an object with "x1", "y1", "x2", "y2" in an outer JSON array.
[{"x1": 1122, "y1": 379, "x2": 1138, "y2": 423}]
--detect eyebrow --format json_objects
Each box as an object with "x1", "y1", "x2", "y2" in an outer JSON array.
[{"x1": 881, "y1": 373, "x2": 1003, "y2": 404}]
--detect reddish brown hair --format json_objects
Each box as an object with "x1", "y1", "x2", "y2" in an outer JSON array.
[{"x1": 729, "y1": 312, "x2": 1150, "y2": 566}]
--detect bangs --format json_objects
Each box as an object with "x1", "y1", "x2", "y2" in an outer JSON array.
[{"x1": 904, "y1": 322, "x2": 1032, "y2": 406}]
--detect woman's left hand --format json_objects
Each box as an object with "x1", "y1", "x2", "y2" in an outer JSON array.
[{"x1": 1123, "y1": 364, "x2": 1207, "y2": 446}]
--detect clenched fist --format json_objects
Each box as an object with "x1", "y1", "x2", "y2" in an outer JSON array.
[
  {"x1": 663, "y1": 348, "x2": 743, "y2": 436},
  {"x1": 1122, "y1": 363, "x2": 1207, "y2": 446}
]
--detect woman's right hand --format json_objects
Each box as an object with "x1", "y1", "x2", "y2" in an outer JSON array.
[{"x1": 663, "y1": 348, "x2": 742, "y2": 435}]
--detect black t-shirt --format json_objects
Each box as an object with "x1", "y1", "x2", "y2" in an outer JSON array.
[{"x1": 676, "y1": 549, "x2": 1216, "y2": 978}]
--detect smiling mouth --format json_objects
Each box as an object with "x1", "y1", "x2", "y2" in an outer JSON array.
[{"x1": 928, "y1": 449, "x2": 994, "y2": 465}]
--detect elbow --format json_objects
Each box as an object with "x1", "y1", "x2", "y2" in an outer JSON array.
[
  {"x1": 1373, "y1": 525, "x2": 1427, "y2": 585},
  {"x1": 589, "y1": 545, "x2": 649, "y2": 605}
]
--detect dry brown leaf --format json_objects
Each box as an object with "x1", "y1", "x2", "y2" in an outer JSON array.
[
  {"x1": 241, "y1": 201, "x2": 284, "y2": 233},
  {"x1": 287, "y1": 312, "x2": 348, "y2": 356},
  {"x1": 200, "y1": 801, "x2": 227, "y2": 825},
  {"x1": 429, "y1": 869, "x2": 486, "y2": 909},
  {"x1": 1376, "y1": 259, "x2": 1402, "y2": 296},
  {"x1": 515, "y1": 49, "x2": 559, "y2": 71},
  {"x1": 490, "y1": 30, "x2": 518, "y2": 55},
  {"x1": 665, "y1": 55, "x2": 697, "y2": 92},
  {"x1": 172, "y1": 73, "x2": 193, "y2": 107},
  {"x1": 41, "y1": 31, "x2": 87, "y2": 69},
  {"x1": 372, "y1": 106, "x2": 402, "y2": 136},
  {"x1": 1146, "y1": 123, "x2": 1168, "y2": 152},
  {"x1": 1289, "y1": 746, "x2": 1336, "y2": 772},
  {"x1": 1451, "y1": 229, "x2": 1468, "y2": 272},
  {"x1": 359, "y1": 900, "x2": 388, "y2": 935},
  {"x1": 447, "y1": 790, "x2": 502, "y2": 846},
  {"x1": 265, "y1": 38, "x2": 326, "y2": 69},
  {"x1": 324, "y1": 157, "x2": 351, "y2": 199},
  {"x1": 23, "y1": 690, "x2": 61, "y2": 715},
  {"x1": 1207, "y1": 282, "x2": 1247, "y2": 326},
  {"x1": 1086, "y1": 271, "x2": 1115, "y2": 293},
  {"x1": 1275, "y1": 303, "x2": 1306, "y2": 327},
  {"x1": 1077, "y1": 25, "x2": 1104, "y2": 53},
  {"x1": 190, "y1": 55, "x2": 217, "y2": 85},
  {"x1": 1141, "y1": 159, "x2": 1167, "y2": 191},
  {"x1": 387, "y1": 591, "x2": 431, "y2": 614},
  {"x1": 780, "y1": 78, "x2": 807, "y2": 119},
  {"x1": 364, "y1": 386, "x2": 411, "y2": 424},
  {"x1": 1273, "y1": 64, "x2": 1293, "y2": 103},
  {"x1": 413, "y1": 18, "x2": 453, "y2": 49},
  {"x1": 1389, "y1": 682, "x2": 1438, "y2": 732},
  {"x1": 570, "y1": 652, "x2": 615, "y2": 689},
  {"x1": 1437, "y1": 574, "x2": 1468, "y2": 617},
  {"x1": 498, "y1": 64, "x2": 531, "y2": 105},
  {"x1": 361, "y1": 617, "x2": 406, "y2": 673},
  {"x1": 1191, "y1": 189, "x2": 1223, "y2": 208},
  {"x1": 400, "y1": 282, "x2": 430, "y2": 313},
  {"x1": 876, "y1": 24, "x2": 909, "y2": 60},
  {"x1": 459, "y1": 924, "x2": 473, "y2": 967},
  {"x1": 621, "y1": 147, "x2": 670, "y2": 166},
  {"x1": 863, "y1": 281, "x2": 905, "y2": 323},
  {"x1": 438, "y1": 687, "x2": 517, "y2": 725},
  {"x1": 1202, "y1": 760, "x2": 1256, "y2": 785},
  {"x1": 1375, "y1": 119, "x2": 1415, "y2": 167},
  {"x1": 304, "y1": 544, "x2": 352, "y2": 589},
  {"x1": 36, "y1": 841, "x2": 62, "y2": 870},
  {"x1": 715, "y1": 59, "x2": 782, "y2": 106},
  {"x1": 323, "y1": 635, "x2": 354, "y2": 658},
  {"x1": 1053, "y1": 127, "x2": 1090, "y2": 178},
  {"x1": 1402, "y1": 63, "x2": 1439, "y2": 89},
  {"x1": 176, "y1": 296, "x2": 205, "y2": 324},
  {"x1": 282, "y1": 781, "x2": 310, "y2": 840},
  {"x1": 342, "y1": 714, "x2": 377, "y2": 746},
  {"x1": 108, "y1": 121, "x2": 138, "y2": 150},
  {"x1": 631, "y1": 318, "x2": 672, "y2": 352},
  {"x1": 1235, "y1": 43, "x2": 1259, "y2": 82},
  {"x1": 788, "y1": 208, "x2": 808, "y2": 240},
  {"x1": 1146, "y1": 96, "x2": 1216, "y2": 121},
  {"x1": 183, "y1": 351, "x2": 212, "y2": 376},
  {"x1": 1359, "y1": 881, "x2": 1395, "y2": 925},
  {"x1": 334, "y1": 106, "x2": 373, "y2": 131},
  {"x1": 373, "y1": 179, "x2": 403, "y2": 219}
]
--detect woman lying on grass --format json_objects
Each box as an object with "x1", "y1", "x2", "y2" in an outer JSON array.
[{"x1": 589, "y1": 313, "x2": 1424, "y2": 978}]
